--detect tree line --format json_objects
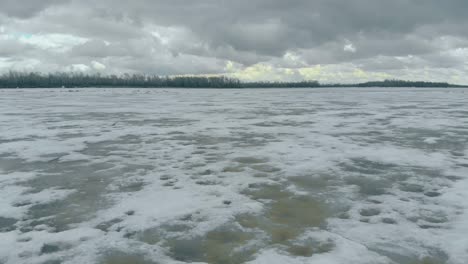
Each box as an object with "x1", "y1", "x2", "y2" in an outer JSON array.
[
  {"x1": 353, "y1": 79, "x2": 458, "y2": 88},
  {"x1": 0, "y1": 72, "x2": 465, "y2": 88},
  {"x1": 0, "y1": 72, "x2": 242, "y2": 88}
]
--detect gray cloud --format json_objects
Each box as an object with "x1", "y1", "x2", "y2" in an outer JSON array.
[
  {"x1": 0, "y1": 0, "x2": 69, "y2": 18},
  {"x1": 0, "y1": 39, "x2": 34, "y2": 56},
  {"x1": 0, "y1": 0, "x2": 467, "y2": 83}
]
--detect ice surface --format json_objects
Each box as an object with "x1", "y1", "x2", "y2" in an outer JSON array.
[{"x1": 0, "y1": 88, "x2": 467, "y2": 264}]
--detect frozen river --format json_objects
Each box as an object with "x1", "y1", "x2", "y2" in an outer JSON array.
[{"x1": 1, "y1": 88, "x2": 468, "y2": 264}]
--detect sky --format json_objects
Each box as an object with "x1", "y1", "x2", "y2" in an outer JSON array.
[{"x1": 0, "y1": 0, "x2": 467, "y2": 84}]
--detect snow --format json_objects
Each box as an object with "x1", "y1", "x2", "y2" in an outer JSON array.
[
  {"x1": 250, "y1": 231, "x2": 391, "y2": 264},
  {"x1": 0, "y1": 87, "x2": 467, "y2": 264}
]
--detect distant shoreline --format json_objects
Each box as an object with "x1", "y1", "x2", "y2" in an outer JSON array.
[
  {"x1": 1, "y1": 72, "x2": 466, "y2": 89},
  {"x1": 2, "y1": 86, "x2": 468, "y2": 89}
]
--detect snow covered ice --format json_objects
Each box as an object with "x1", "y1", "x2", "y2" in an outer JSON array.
[{"x1": 1, "y1": 88, "x2": 468, "y2": 264}]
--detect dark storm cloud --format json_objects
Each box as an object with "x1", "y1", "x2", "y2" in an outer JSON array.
[
  {"x1": 80, "y1": 0, "x2": 468, "y2": 56},
  {"x1": 0, "y1": 0, "x2": 68, "y2": 18},
  {"x1": 0, "y1": 0, "x2": 467, "y2": 82}
]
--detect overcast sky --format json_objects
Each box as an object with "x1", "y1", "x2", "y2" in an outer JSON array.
[{"x1": 1, "y1": 0, "x2": 467, "y2": 83}]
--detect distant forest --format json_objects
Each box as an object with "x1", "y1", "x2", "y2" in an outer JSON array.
[{"x1": 0, "y1": 72, "x2": 465, "y2": 88}]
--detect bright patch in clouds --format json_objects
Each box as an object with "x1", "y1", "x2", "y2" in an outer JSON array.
[
  {"x1": 91, "y1": 61, "x2": 106, "y2": 71},
  {"x1": 65, "y1": 64, "x2": 90, "y2": 72},
  {"x1": 18, "y1": 33, "x2": 88, "y2": 52},
  {"x1": 344, "y1": 41, "x2": 357, "y2": 53},
  {"x1": 228, "y1": 63, "x2": 394, "y2": 83}
]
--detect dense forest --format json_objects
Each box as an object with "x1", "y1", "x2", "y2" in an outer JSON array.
[
  {"x1": 0, "y1": 72, "x2": 465, "y2": 88},
  {"x1": 0, "y1": 72, "x2": 242, "y2": 88}
]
